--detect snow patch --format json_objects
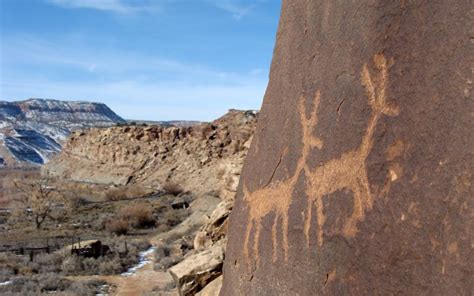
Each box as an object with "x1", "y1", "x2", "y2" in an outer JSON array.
[
  {"x1": 121, "y1": 246, "x2": 156, "y2": 277},
  {"x1": 95, "y1": 284, "x2": 110, "y2": 296},
  {"x1": 0, "y1": 280, "x2": 12, "y2": 286}
]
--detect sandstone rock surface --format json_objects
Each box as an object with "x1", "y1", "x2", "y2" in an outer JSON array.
[
  {"x1": 196, "y1": 275, "x2": 222, "y2": 296},
  {"x1": 222, "y1": 1, "x2": 472, "y2": 295},
  {"x1": 169, "y1": 240, "x2": 225, "y2": 296}
]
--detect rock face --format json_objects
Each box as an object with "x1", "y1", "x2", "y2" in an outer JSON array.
[
  {"x1": 222, "y1": 1, "x2": 472, "y2": 295},
  {"x1": 0, "y1": 99, "x2": 124, "y2": 165},
  {"x1": 44, "y1": 110, "x2": 257, "y2": 197}
]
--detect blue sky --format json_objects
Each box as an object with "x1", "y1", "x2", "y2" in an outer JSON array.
[{"x1": 0, "y1": 0, "x2": 281, "y2": 120}]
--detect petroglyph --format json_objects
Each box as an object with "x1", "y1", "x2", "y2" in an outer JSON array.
[
  {"x1": 242, "y1": 91, "x2": 323, "y2": 264},
  {"x1": 242, "y1": 54, "x2": 399, "y2": 266},
  {"x1": 304, "y1": 54, "x2": 399, "y2": 246}
]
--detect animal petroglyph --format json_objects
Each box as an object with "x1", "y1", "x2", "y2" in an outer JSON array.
[
  {"x1": 242, "y1": 54, "x2": 399, "y2": 266},
  {"x1": 304, "y1": 54, "x2": 399, "y2": 246},
  {"x1": 242, "y1": 91, "x2": 323, "y2": 264}
]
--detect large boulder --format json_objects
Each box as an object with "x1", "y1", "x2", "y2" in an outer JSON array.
[
  {"x1": 194, "y1": 199, "x2": 233, "y2": 251},
  {"x1": 196, "y1": 275, "x2": 222, "y2": 296},
  {"x1": 169, "y1": 240, "x2": 225, "y2": 296},
  {"x1": 222, "y1": 1, "x2": 472, "y2": 295}
]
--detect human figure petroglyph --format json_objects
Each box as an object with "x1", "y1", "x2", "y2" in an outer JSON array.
[{"x1": 242, "y1": 54, "x2": 399, "y2": 266}]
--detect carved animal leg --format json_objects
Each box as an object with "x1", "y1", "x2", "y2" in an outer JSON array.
[
  {"x1": 359, "y1": 173, "x2": 373, "y2": 211},
  {"x1": 243, "y1": 218, "x2": 253, "y2": 268},
  {"x1": 282, "y1": 212, "x2": 289, "y2": 262},
  {"x1": 272, "y1": 214, "x2": 278, "y2": 262},
  {"x1": 253, "y1": 220, "x2": 262, "y2": 267},
  {"x1": 304, "y1": 198, "x2": 313, "y2": 247},
  {"x1": 316, "y1": 194, "x2": 326, "y2": 247},
  {"x1": 343, "y1": 183, "x2": 365, "y2": 238}
]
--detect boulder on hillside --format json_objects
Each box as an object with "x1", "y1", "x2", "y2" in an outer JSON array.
[
  {"x1": 196, "y1": 275, "x2": 222, "y2": 296},
  {"x1": 194, "y1": 199, "x2": 233, "y2": 251},
  {"x1": 169, "y1": 240, "x2": 225, "y2": 296}
]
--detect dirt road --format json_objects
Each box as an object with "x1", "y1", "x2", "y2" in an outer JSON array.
[{"x1": 69, "y1": 245, "x2": 177, "y2": 296}]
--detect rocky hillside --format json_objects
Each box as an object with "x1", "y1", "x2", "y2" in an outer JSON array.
[
  {"x1": 0, "y1": 99, "x2": 125, "y2": 166},
  {"x1": 44, "y1": 109, "x2": 257, "y2": 198}
]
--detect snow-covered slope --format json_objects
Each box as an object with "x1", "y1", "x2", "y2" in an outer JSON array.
[{"x1": 0, "y1": 99, "x2": 125, "y2": 166}]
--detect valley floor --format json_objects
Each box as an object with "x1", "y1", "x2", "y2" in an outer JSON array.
[{"x1": 0, "y1": 176, "x2": 194, "y2": 295}]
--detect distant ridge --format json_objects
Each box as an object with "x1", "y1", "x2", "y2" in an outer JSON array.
[{"x1": 0, "y1": 98, "x2": 125, "y2": 166}]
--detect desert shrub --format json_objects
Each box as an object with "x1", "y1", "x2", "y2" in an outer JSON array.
[
  {"x1": 97, "y1": 258, "x2": 122, "y2": 275},
  {"x1": 119, "y1": 204, "x2": 155, "y2": 228},
  {"x1": 106, "y1": 218, "x2": 129, "y2": 235},
  {"x1": 70, "y1": 196, "x2": 90, "y2": 207},
  {"x1": 61, "y1": 255, "x2": 82, "y2": 275},
  {"x1": 32, "y1": 252, "x2": 63, "y2": 274},
  {"x1": 104, "y1": 186, "x2": 152, "y2": 201},
  {"x1": 105, "y1": 188, "x2": 128, "y2": 201},
  {"x1": 163, "y1": 209, "x2": 185, "y2": 227},
  {"x1": 41, "y1": 273, "x2": 71, "y2": 293},
  {"x1": 126, "y1": 186, "x2": 151, "y2": 198},
  {"x1": 162, "y1": 182, "x2": 184, "y2": 196},
  {"x1": 0, "y1": 268, "x2": 13, "y2": 283},
  {"x1": 156, "y1": 223, "x2": 171, "y2": 233},
  {"x1": 0, "y1": 274, "x2": 105, "y2": 295}
]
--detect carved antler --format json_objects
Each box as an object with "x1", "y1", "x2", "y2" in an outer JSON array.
[
  {"x1": 362, "y1": 54, "x2": 399, "y2": 117},
  {"x1": 298, "y1": 91, "x2": 323, "y2": 151}
]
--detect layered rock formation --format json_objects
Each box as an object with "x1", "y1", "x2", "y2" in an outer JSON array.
[
  {"x1": 0, "y1": 99, "x2": 124, "y2": 165},
  {"x1": 44, "y1": 110, "x2": 257, "y2": 198},
  {"x1": 222, "y1": 1, "x2": 472, "y2": 295}
]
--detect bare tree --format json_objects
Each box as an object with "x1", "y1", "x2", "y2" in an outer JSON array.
[{"x1": 12, "y1": 177, "x2": 68, "y2": 229}]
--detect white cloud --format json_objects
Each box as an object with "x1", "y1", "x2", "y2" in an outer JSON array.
[
  {"x1": 47, "y1": 0, "x2": 266, "y2": 19},
  {"x1": 46, "y1": 0, "x2": 160, "y2": 14},
  {"x1": 2, "y1": 36, "x2": 232, "y2": 79},
  {"x1": 206, "y1": 0, "x2": 257, "y2": 20},
  {"x1": 1, "y1": 36, "x2": 268, "y2": 121}
]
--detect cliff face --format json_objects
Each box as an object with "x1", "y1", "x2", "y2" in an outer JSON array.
[
  {"x1": 44, "y1": 110, "x2": 257, "y2": 198},
  {"x1": 222, "y1": 1, "x2": 472, "y2": 295},
  {"x1": 0, "y1": 99, "x2": 125, "y2": 166}
]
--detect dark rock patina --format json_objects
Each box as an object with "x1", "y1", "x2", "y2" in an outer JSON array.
[{"x1": 222, "y1": 1, "x2": 472, "y2": 295}]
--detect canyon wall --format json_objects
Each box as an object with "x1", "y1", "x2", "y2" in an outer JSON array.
[{"x1": 44, "y1": 110, "x2": 257, "y2": 199}]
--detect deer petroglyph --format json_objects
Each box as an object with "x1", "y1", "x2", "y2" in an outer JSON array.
[
  {"x1": 304, "y1": 54, "x2": 399, "y2": 247},
  {"x1": 242, "y1": 54, "x2": 399, "y2": 266},
  {"x1": 242, "y1": 91, "x2": 323, "y2": 264}
]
